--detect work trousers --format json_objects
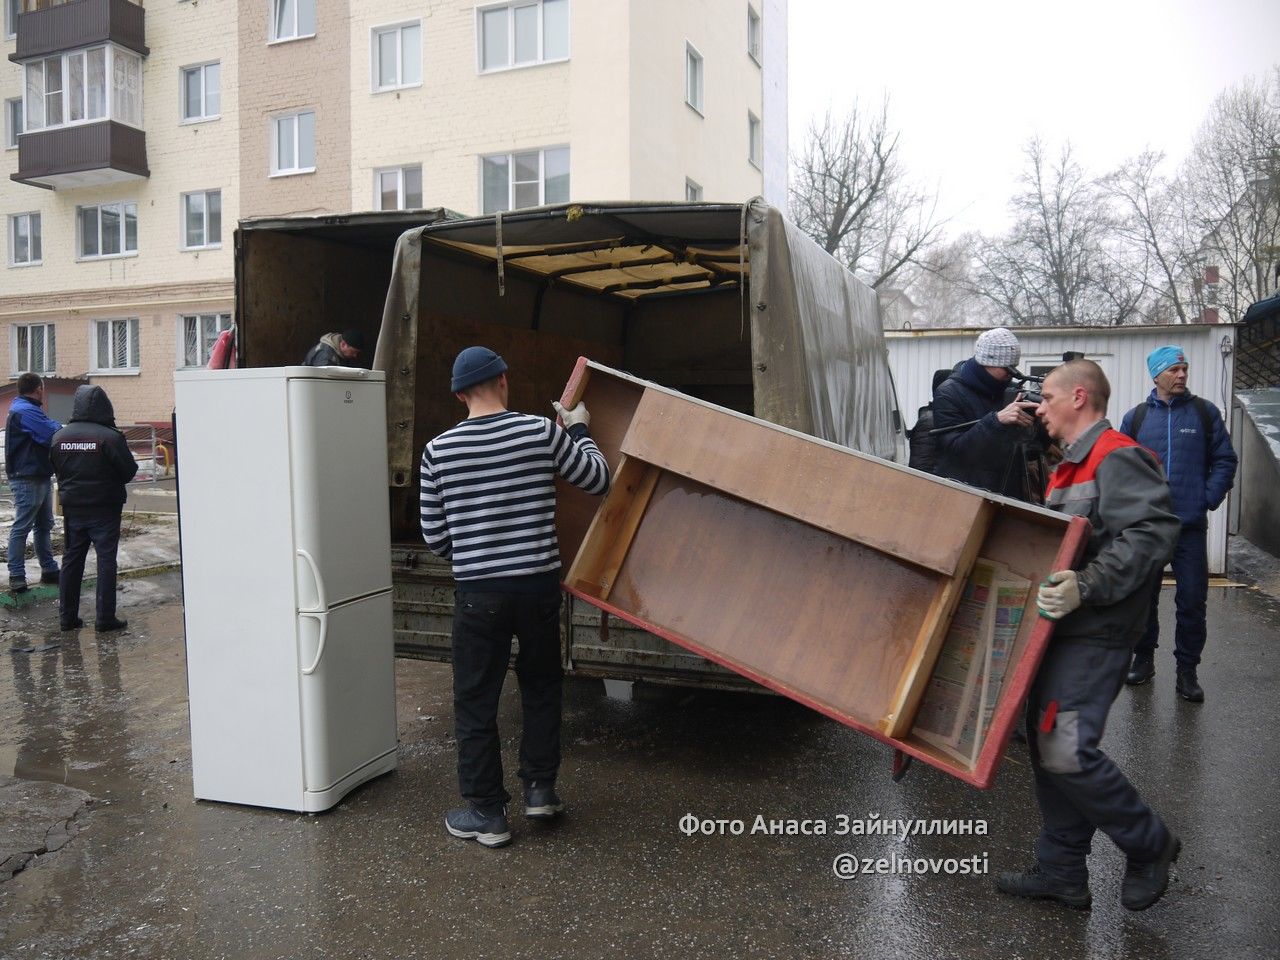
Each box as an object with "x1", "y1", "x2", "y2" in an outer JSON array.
[
  {"x1": 1134, "y1": 523, "x2": 1208, "y2": 669},
  {"x1": 451, "y1": 588, "x2": 563, "y2": 812},
  {"x1": 7, "y1": 477, "x2": 58, "y2": 580},
  {"x1": 60, "y1": 509, "x2": 122, "y2": 625},
  {"x1": 1028, "y1": 641, "x2": 1170, "y2": 884}
]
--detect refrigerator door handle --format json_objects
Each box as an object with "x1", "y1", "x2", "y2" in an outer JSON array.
[
  {"x1": 296, "y1": 548, "x2": 327, "y2": 614},
  {"x1": 299, "y1": 609, "x2": 329, "y2": 675}
]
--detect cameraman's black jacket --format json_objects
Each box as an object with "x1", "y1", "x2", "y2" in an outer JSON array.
[
  {"x1": 932, "y1": 358, "x2": 1028, "y2": 500},
  {"x1": 50, "y1": 386, "x2": 139, "y2": 512}
]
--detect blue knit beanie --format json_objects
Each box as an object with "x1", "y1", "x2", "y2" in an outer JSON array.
[
  {"x1": 1146, "y1": 345, "x2": 1187, "y2": 380},
  {"x1": 451, "y1": 346, "x2": 507, "y2": 392}
]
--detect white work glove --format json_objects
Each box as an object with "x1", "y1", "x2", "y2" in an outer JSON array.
[
  {"x1": 1037, "y1": 570, "x2": 1082, "y2": 620},
  {"x1": 552, "y1": 400, "x2": 590, "y2": 430}
]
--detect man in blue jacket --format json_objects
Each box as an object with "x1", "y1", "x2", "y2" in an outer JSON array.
[
  {"x1": 5, "y1": 373, "x2": 62, "y2": 593},
  {"x1": 1120, "y1": 346, "x2": 1237, "y2": 702}
]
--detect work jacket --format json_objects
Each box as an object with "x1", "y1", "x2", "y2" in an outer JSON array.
[
  {"x1": 1119, "y1": 390, "x2": 1237, "y2": 527},
  {"x1": 4, "y1": 394, "x2": 61, "y2": 479},
  {"x1": 50, "y1": 386, "x2": 138, "y2": 511},
  {"x1": 1044, "y1": 419, "x2": 1180, "y2": 648}
]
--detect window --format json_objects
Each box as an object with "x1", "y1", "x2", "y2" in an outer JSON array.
[
  {"x1": 181, "y1": 62, "x2": 220, "y2": 122},
  {"x1": 13, "y1": 324, "x2": 56, "y2": 375},
  {"x1": 23, "y1": 45, "x2": 124, "y2": 132},
  {"x1": 92, "y1": 318, "x2": 140, "y2": 372},
  {"x1": 270, "y1": 0, "x2": 315, "y2": 43},
  {"x1": 78, "y1": 202, "x2": 138, "y2": 259},
  {"x1": 372, "y1": 22, "x2": 421, "y2": 91},
  {"x1": 684, "y1": 178, "x2": 703, "y2": 202},
  {"x1": 685, "y1": 42, "x2": 703, "y2": 114},
  {"x1": 748, "y1": 111, "x2": 761, "y2": 168},
  {"x1": 180, "y1": 313, "x2": 231, "y2": 368},
  {"x1": 481, "y1": 146, "x2": 568, "y2": 214},
  {"x1": 9, "y1": 213, "x2": 42, "y2": 266},
  {"x1": 181, "y1": 190, "x2": 222, "y2": 249},
  {"x1": 747, "y1": 6, "x2": 761, "y2": 63},
  {"x1": 477, "y1": 0, "x2": 569, "y2": 72},
  {"x1": 376, "y1": 165, "x2": 423, "y2": 211},
  {"x1": 5, "y1": 0, "x2": 18, "y2": 40},
  {"x1": 5, "y1": 97, "x2": 21, "y2": 149},
  {"x1": 271, "y1": 110, "x2": 315, "y2": 175}
]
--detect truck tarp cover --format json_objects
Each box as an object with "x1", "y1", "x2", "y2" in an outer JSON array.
[{"x1": 373, "y1": 199, "x2": 899, "y2": 486}]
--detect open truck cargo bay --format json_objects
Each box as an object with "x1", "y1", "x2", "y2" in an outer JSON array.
[{"x1": 235, "y1": 200, "x2": 905, "y2": 687}]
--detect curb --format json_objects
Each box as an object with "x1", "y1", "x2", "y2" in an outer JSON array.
[{"x1": 1, "y1": 562, "x2": 180, "y2": 609}]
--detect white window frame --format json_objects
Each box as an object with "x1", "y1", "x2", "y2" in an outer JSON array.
[
  {"x1": 371, "y1": 21, "x2": 422, "y2": 92},
  {"x1": 90, "y1": 317, "x2": 141, "y2": 374},
  {"x1": 22, "y1": 44, "x2": 137, "y2": 134},
  {"x1": 177, "y1": 313, "x2": 231, "y2": 369},
  {"x1": 8, "y1": 212, "x2": 42, "y2": 267},
  {"x1": 479, "y1": 145, "x2": 569, "y2": 215},
  {"x1": 4, "y1": 96, "x2": 20, "y2": 150},
  {"x1": 76, "y1": 201, "x2": 139, "y2": 261},
  {"x1": 374, "y1": 165, "x2": 423, "y2": 211},
  {"x1": 685, "y1": 41, "x2": 704, "y2": 115},
  {"x1": 476, "y1": 0, "x2": 571, "y2": 74},
  {"x1": 5, "y1": 0, "x2": 18, "y2": 41},
  {"x1": 684, "y1": 178, "x2": 703, "y2": 203},
  {"x1": 180, "y1": 189, "x2": 222, "y2": 251},
  {"x1": 180, "y1": 61, "x2": 220, "y2": 123},
  {"x1": 268, "y1": 0, "x2": 316, "y2": 44},
  {"x1": 747, "y1": 5, "x2": 761, "y2": 64},
  {"x1": 11, "y1": 323, "x2": 56, "y2": 376},
  {"x1": 270, "y1": 110, "x2": 316, "y2": 177},
  {"x1": 748, "y1": 110, "x2": 762, "y2": 168}
]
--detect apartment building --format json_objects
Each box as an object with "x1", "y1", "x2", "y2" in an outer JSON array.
[{"x1": 3, "y1": 0, "x2": 787, "y2": 424}]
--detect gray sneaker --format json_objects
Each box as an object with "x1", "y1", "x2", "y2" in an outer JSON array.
[
  {"x1": 524, "y1": 781, "x2": 564, "y2": 820},
  {"x1": 445, "y1": 805, "x2": 511, "y2": 848}
]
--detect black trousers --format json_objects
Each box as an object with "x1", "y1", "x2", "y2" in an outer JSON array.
[
  {"x1": 451, "y1": 588, "x2": 563, "y2": 811},
  {"x1": 1027, "y1": 641, "x2": 1170, "y2": 884},
  {"x1": 1135, "y1": 523, "x2": 1209, "y2": 669},
  {"x1": 60, "y1": 509, "x2": 122, "y2": 625}
]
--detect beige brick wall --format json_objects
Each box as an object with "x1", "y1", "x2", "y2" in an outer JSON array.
[{"x1": 239, "y1": 0, "x2": 351, "y2": 217}]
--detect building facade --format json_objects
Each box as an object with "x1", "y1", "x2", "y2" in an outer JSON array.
[{"x1": 3, "y1": 0, "x2": 787, "y2": 423}]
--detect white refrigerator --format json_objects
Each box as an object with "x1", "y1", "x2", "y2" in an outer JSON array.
[{"x1": 175, "y1": 366, "x2": 398, "y2": 813}]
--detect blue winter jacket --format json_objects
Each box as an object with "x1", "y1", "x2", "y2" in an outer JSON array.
[
  {"x1": 1119, "y1": 390, "x2": 1237, "y2": 526},
  {"x1": 4, "y1": 394, "x2": 62, "y2": 479}
]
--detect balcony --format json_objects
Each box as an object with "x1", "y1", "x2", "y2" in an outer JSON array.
[
  {"x1": 9, "y1": 0, "x2": 148, "y2": 64},
  {"x1": 11, "y1": 120, "x2": 149, "y2": 189}
]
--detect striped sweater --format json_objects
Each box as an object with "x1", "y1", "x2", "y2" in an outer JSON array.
[{"x1": 419, "y1": 411, "x2": 610, "y2": 585}]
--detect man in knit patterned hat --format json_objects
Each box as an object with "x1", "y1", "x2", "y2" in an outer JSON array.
[
  {"x1": 931, "y1": 327, "x2": 1040, "y2": 501},
  {"x1": 1119, "y1": 345, "x2": 1236, "y2": 702}
]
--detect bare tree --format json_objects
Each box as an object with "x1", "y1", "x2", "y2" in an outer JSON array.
[
  {"x1": 1181, "y1": 71, "x2": 1280, "y2": 320},
  {"x1": 973, "y1": 139, "x2": 1144, "y2": 326},
  {"x1": 789, "y1": 100, "x2": 943, "y2": 289}
]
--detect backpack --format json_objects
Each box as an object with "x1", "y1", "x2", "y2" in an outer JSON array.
[{"x1": 1121, "y1": 396, "x2": 1216, "y2": 467}]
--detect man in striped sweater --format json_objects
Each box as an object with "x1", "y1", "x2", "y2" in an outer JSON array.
[{"x1": 420, "y1": 346, "x2": 609, "y2": 848}]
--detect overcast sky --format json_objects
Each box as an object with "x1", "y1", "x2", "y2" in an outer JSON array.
[{"x1": 788, "y1": 0, "x2": 1280, "y2": 237}]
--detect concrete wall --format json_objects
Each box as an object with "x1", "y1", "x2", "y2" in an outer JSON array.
[{"x1": 1235, "y1": 390, "x2": 1280, "y2": 558}]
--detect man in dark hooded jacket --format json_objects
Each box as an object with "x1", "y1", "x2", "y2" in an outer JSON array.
[
  {"x1": 50, "y1": 385, "x2": 138, "y2": 632},
  {"x1": 303, "y1": 329, "x2": 364, "y2": 367},
  {"x1": 933, "y1": 327, "x2": 1039, "y2": 501}
]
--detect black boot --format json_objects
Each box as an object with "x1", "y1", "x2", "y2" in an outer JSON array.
[
  {"x1": 1176, "y1": 667, "x2": 1204, "y2": 703},
  {"x1": 1126, "y1": 652, "x2": 1154, "y2": 686},
  {"x1": 1122, "y1": 832, "x2": 1181, "y2": 911},
  {"x1": 996, "y1": 865, "x2": 1092, "y2": 909}
]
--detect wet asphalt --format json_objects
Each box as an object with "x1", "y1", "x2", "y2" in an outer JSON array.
[{"x1": 0, "y1": 569, "x2": 1278, "y2": 960}]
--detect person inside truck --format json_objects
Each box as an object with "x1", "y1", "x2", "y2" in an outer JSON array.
[
  {"x1": 419, "y1": 346, "x2": 610, "y2": 848},
  {"x1": 302, "y1": 329, "x2": 365, "y2": 367}
]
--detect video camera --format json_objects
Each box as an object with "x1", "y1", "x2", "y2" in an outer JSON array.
[{"x1": 1002, "y1": 351, "x2": 1086, "y2": 407}]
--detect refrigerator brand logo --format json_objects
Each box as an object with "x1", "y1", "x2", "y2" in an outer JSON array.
[{"x1": 345, "y1": 391, "x2": 353, "y2": 404}]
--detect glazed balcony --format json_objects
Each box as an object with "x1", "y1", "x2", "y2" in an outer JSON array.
[
  {"x1": 10, "y1": 0, "x2": 148, "y2": 64},
  {"x1": 12, "y1": 119, "x2": 149, "y2": 189}
]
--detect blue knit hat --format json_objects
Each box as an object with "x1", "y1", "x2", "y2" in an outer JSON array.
[
  {"x1": 1146, "y1": 345, "x2": 1187, "y2": 380},
  {"x1": 451, "y1": 346, "x2": 507, "y2": 392}
]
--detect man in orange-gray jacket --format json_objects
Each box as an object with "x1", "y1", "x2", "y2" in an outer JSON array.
[{"x1": 997, "y1": 359, "x2": 1180, "y2": 913}]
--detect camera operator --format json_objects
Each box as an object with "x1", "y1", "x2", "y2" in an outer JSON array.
[{"x1": 932, "y1": 328, "x2": 1041, "y2": 502}]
